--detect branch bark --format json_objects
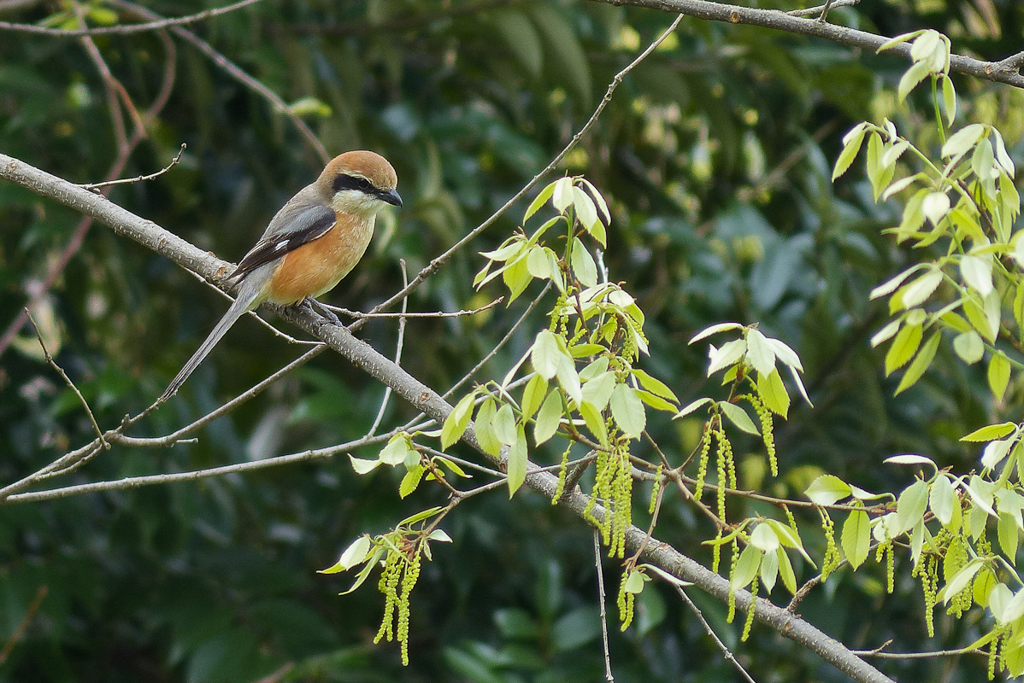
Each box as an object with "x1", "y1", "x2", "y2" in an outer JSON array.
[
  {"x1": 0, "y1": 152, "x2": 894, "y2": 683},
  {"x1": 588, "y1": 0, "x2": 1024, "y2": 89}
]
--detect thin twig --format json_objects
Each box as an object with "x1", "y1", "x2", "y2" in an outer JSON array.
[
  {"x1": 356, "y1": 14, "x2": 686, "y2": 326},
  {"x1": 786, "y1": 0, "x2": 857, "y2": 17},
  {"x1": 80, "y1": 144, "x2": 186, "y2": 191},
  {"x1": 328, "y1": 297, "x2": 503, "y2": 320},
  {"x1": 25, "y1": 310, "x2": 107, "y2": 449},
  {"x1": 851, "y1": 643, "x2": 986, "y2": 659},
  {"x1": 673, "y1": 585, "x2": 758, "y2": 683},
  {"x1": 2, "y1": 429, "x2": 398, "y2": 505},
  {"x1": 0, "y1": 0, "x2": 261, "y2": 35},
  {"x1": 0, "y1": 585, "x2": 47, "y2": 665},
  {"x1": 594, "y1": 530, "x2": 615, "y2": 683},
  {"x1": 368, "y1": 261, "x2": 409, "y2": 436}
]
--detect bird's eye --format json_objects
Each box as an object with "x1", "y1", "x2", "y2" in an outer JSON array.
[{"x1": 333, "y1": 174, "x2": 375, "y2": 194}]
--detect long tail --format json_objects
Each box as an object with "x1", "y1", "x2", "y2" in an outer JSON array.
[{"x1": 161, "y1": 282, "x2": 262, "y2": 400}]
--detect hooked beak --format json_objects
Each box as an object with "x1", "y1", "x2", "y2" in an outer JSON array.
[{"x1": 379, "y1": 188, "x2": 403, "y2": 208}]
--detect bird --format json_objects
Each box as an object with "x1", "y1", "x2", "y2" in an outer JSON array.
[{"x1": 161, "y1": 150, "x2": 402, "y2": 400}]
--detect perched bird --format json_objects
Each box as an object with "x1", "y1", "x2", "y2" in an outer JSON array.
[{"x1": 161, "y1": 150, "x2": 401, "y2": 400}]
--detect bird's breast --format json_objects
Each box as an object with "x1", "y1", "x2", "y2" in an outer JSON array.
[{"x1": 266, "y1": 213, "x2": 375, "y2": 304}]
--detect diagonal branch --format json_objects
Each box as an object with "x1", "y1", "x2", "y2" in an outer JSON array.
[
  {"x1": 0, "y1": 151, "x2": 894, "y2": 683},
  {"x1": 589, "y1": 0, "x2": 1024, "y2": 89}
]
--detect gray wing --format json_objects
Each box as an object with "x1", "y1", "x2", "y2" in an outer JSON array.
[{"x1": 228, "y1": 198, "x2": 336, "y2": 284}]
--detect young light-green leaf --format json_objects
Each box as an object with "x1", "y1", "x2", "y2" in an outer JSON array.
[
  {"x1": 534, "y1": 390, "x2": 563, "y2": 445},
  {"x1": 805, "y1": 474, "x2": 853, "y2": 506},
  {"x1": 507, "y1": 424, "x2": 528, "y2": 497},
  {"x1": 842, "y1": 508, "x2": 871, "y2": 569},
  {"x1": 719, "y1": 401, "x2": 759, "y2": 436},
  {"x1": 756, "y1": 368, "x2": 790, "y2": 418},
  {"x1": 988, "y1": 352, "x2": 1011, "y2": 402},
  {"x1": 442, "y1": 392, "x2": 476, "y2": 449},
  {"x1": 610, "y1": 384, "x2": 646, "y2": 438},
  {"x1": 895, "y1": 330, "x2": 940, "y2": 395}
]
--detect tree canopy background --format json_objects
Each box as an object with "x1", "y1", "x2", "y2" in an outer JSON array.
[{"x1": 1, "y1": 0, "x2": 1023, "y2": 681}]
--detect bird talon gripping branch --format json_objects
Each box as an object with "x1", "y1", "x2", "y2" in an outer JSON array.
[{"x1": 162, "y1": 150, "x2": 401, "y2": 399}]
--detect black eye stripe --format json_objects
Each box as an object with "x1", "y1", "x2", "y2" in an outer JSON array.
[{"x1": 332, "y1": 174, "x2": 375, "y2": 193}]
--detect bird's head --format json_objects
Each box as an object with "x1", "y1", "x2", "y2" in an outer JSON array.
[{"x1": 318, "y1": 150, "x2": 402, "y2": 216}]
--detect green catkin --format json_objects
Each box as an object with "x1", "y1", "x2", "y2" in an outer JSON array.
[
  {"x1": 716, "y1": 429, "x2": 728, "y2": 522},
  {"x1": 552, "y1": 443, "x2": 572, "y2": 505},
  {"x1": 611, "y1": 447, "x2": 632, "y2": 558},
  {"x1": 741, "y1": 576, "x2": 758, "y2": 642},
  {"x1": 911, "y1": 553, "x2": 938, "y2": 638},
  {"x1": 374, "y1": 552, "x2": 402, "y2": 644},
  {"x1": 723, "y1": 433, "x2": 736, "y2": 490},
  {"x1": 649, "y1": 464, "x2": 663, "y2": 515},
  {"x1": 618, "y1": 571, "x2": 635, "y2": 630},
  {"x1": 694, "y1": 425, "x2": 713, "y2": 502},
  {"x1": 712, "y1": 529, "x2": 723, "y2": 573},
  {"x1": 819, "y1": 509, "x2": 841, "y2": 582},
  {"x1": 750, "y1": 394, "x2": 777, "y2": 476},
  {"x1": 886, "y1": 542, "x2": 894, "y2": 594},
  {"x1": 397, "y1": 551, "x2": 421, "y2": 666},
  {"x1": 944, "y1": 532, "x2": 972, "y2": 617},
  {"x1": 727, "y1": 538, "x2": 739, "y2": 623},
  {"x1": 988, "y1": 626, "x2": 1001, "y2": 680}
]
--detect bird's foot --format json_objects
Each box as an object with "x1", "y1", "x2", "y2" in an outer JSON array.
[{"x1": 302, "y1": 297, "x2": 342, "y2": 326}]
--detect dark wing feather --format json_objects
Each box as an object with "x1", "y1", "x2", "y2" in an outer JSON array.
[{"x1": 229, "y1": 205, "x2": 336, "y2": 282}]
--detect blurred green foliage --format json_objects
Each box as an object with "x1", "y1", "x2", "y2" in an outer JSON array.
[{"x1": 1, "y1": 0, "x2": 1023, "y2": 681}]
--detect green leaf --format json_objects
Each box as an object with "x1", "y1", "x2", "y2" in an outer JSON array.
[
  {"x1": 833, "y1": 125, "x2": 866, "y2": 180},
  {"x1": 842, "y1": 508, "x2": 871, "y2": 569},
  {"x1": 760, "y1": 547, "x2": 779, "y2": 592},
  {"x1": 579, "y1": 400, "x2": 609, "y2": 446},
  {"x1": 777, "y1": 548, "x2": 797, "y2": 594},
  {"x1": 897, "y1": 60, "x2": 931, "y2": 101},
  {"x1": 521, "y1": 374, "x2": 548, "y2": 420},
  {"x1": 474, "y1": 399, "x2": 503, "y2": 456},
  {"x1": 534, "y1": 390, "x2": 563, "y2": 445},
  {"x1": 318, "y1": 535, "x2": 372, "y2": 574},
  {"x1": 507, "y1": 423, "x2": 528, "y2": 497},
  {"x1": 744, "y1": 328, "x2": 776, "y2": 376},
  {"x1": 532, "y1": 329, "x2": 561, "y2": 379},
  {"x1": 503, "y1": 256, "x2": 533, "y2": 304},
  {"x1": 623, "y1": 570, "x2": 646, "y2": 594},
  {"x1": 524, "y1": 180, "x2": 558, "y2": 223},
  {"x1": 756, "y1": 368, "x2": 790, "y2": 418},
  {"x1": 940, "y1": 560, "x2": 984, "y2": 604},
  {"x1": 571, "y1": 238, "x2": 598, "y2": 287},
  {"x1": 494, "y1": 403, "x2": 518, "y2": 445},
  {"x1": 999, "y1": 512, "x2": 1019, "y2": 563},
  {"x1": 749, "y1": 523, "x2": 780, "y2": 553},
  {"x1": 349, "y1": 455, "x2": 382, "y2": 475},
  {"x1": 930, "y1": 474, "x2": 957, "y2": 526},
  {"x1": 580, "y1": 371, "x2": 616, "y2": 412},
  {"x1": 942, "y1": 123, "x2": 986, "y2": 160},
  {"x1": 552, "y1": 176, "x2": 574, "y2": 213},
  {"x1": 895, "y1": 330, "x2": 940, "y2": 395},
  {"x1": 896, "y1": 479, "x2": 929, "y2": 534},
  {"x1": 719, "y1": 401, "x2": 759, "y2": 436},
  {"x1": 572, "y1": 186, "x2": 600, "y2": 235},
  {"x1": 953, "y1": 331, "x2": 984, "y2": 365},
  {"x1": 674, "y1": 397, "x2": 712, "y2": 419},
  {"x1": 400, "y1": 464, "x2": 425, "y2": 498},
  {"x1": 961, "y1": 422, "x2": 1016, "y2": 442},
  {"x1": 730, "y1": 544, "x2": 762, "y2": 591},
  {"x1": 805, "y1": 474, "x2": 852, "y2": 506},
  {"x1": 636, "y1": 390, "x2": 678, "y2": 413},
  {"x1": 379, "y1": 434, "x2": 411, "y2": 465},
  {"x1": 631, "y1": 369, "x2": 678, "y2": 403},
  {"x1": 884, "y1": 323, "x2": 922, "y2": 375},
  {"x1": 609, "y1": 384, "x2": 646, "y2": 438},
  {"x1": 988, "y1": 352, "x2": 1011, "y2": 402},
  {"x1": 442, "y1": 392, "x2": 476, "y2": 449},
  {"x1": 689, "y1": 322, "x2": 744, "y2": 344}
]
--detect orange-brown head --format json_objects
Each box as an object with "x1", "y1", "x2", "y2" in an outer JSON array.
[{"x1": 315, "y1": 150, "x2": 402, "y2": 217}]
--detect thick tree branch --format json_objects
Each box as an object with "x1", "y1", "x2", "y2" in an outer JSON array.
[
  {"x1": 0, "y1": 152, "x2": 893, "y2": 683},
  {"x1": 588, "y1": 0, "x2": 1024, "y2": 89}
]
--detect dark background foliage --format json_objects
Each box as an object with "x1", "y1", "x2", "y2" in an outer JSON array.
[{"x1": 2, "y1": 0, "x2": 1023, "y2": 681}]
